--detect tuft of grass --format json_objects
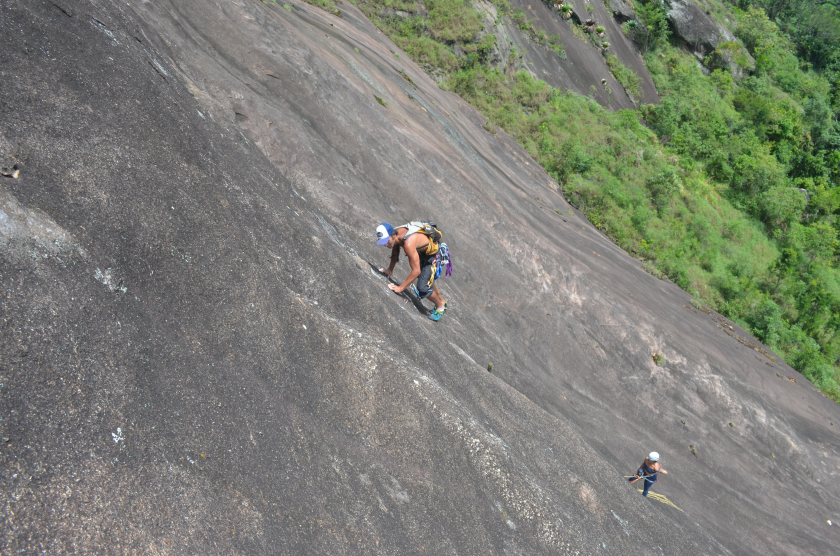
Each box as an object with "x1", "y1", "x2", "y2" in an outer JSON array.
[
  {"x1": 300, "y1": 0, "x2": 341, "y2": 16},
  {"x1": 375, "y1": 95, "x2": 387, "y2": 107},
  {"x1": 652, "y1": 353, "x2": 666, "y2": 366},
  {"x1": 351, "y1": 0, "x2": 564, "y2": 76},
  {"x1": 570, "y1": 22, "x2": 589, "y2": 44},
  {"x1": 604, "y1": 53, "x2": 641, "y2": 103},
  {"x1": 398, "y1": 68, "x2": 416, "y2": 89}
]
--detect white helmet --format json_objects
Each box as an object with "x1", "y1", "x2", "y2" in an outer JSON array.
[{"x1": 648, "y1": 452, "x2": 660, "y2": 462}]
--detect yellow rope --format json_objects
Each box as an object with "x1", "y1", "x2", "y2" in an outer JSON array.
[
  {"x1": 638, "y1": 490, "x2": 683, "y2": 512},
  {"x1": 427, "y1": 261, "x2": 437, "y2": 287}
]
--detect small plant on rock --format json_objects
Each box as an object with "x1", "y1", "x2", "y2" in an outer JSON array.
[{"x1": 595, "y1": 25, "x2": 605, "y2": 35}]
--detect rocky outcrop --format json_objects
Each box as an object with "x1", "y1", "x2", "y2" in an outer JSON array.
[
  {"x1": 707, "y1": 40, "x2": 756, "y2": 80},
  {"x1": 664, "y1": 0, "x2": 753, "y2": 77},
  {"x1": 608, "y1": 0, "x2": 636, "y2": 22},
  {"x1": 473, "y1": 0, "x2": 514, "y2": 72},
  {"x1": 470, "y1": 0, "x2": 659, "y2": 108},
  {"x1": 665, "y1": 0, "x2": 733, "y2": 56}
]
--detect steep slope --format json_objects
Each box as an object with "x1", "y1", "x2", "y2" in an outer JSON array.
[
  {"x1": 501, "y1": 0, "x2": 659, "y2": 107},
  {"x1": 356, "y1": 0, "x2": 659, "y2": 109},
  {"x1": 0, "y1": 1, "x2": 837, "y2": 555}
]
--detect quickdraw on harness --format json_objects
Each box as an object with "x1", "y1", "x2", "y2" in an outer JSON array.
[{"x1": 434, "y1": 243, "x2": 452, "y2": 280}]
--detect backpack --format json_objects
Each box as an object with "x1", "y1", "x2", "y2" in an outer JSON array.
[{"x1": 401, "y1": 221, "x2": 442, "y2": 257}]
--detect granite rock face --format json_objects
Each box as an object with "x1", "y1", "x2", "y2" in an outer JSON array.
[
  {"x1": 666, "y1": 0, "x2": 732, "y2": 55},
  {"x1": 609, "y1": 0, "x2": 637, "y2": 22},
  {"x1": 481, "y1": 0, "x2": 659, "y2": 108},
  {"x1": 664, "y1": 0, "x2": 754, "y2": 76},
  {"x1": 0, "y1": 1, "x2": 838, "y2": 555},
  {"x1": 473, "y1": 0, "x2": 515, "y2": 72}
]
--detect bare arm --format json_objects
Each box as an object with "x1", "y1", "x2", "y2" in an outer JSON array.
[
  {"x1": 380, "y1": 244, "x2": 401, "y2": 277},
  {"x1": 388, "y1": 236, "x2": 422, "y2": 293}
]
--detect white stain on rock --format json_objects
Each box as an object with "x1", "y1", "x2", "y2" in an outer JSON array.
[
  {"x1": 0, "y1": 189, "x2": 84, "y2": 262},
  {"x1": 112, "y1": 427, "x2": 124, "y2": 443},
  {"x1": 611, "y1": 510, "x2": 631, "y2": 536},
  {"x1": 384, "y1": 477, "x2": 410, "y2": 504},
  {"x1": 94, "y1": 268, "x2": 127, "y2": 293}
]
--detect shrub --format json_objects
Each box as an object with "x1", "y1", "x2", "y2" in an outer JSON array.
[
  {"x1": 604, "y1": 53, "x2": 642, "y2": 103},
  {"x1": 626, "y1": 0, "x2": 670, "y2": 53}
]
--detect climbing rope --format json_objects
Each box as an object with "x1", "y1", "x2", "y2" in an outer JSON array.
[
  {"x1": 639, "y1": 490, "x2": 683, "y2": 512},
  {"x1": 623, "y1": 473, "x2": 683, "y2": 511},
  {"x1": 624, "y1": 472, "x2": 659, "y2": 484}
]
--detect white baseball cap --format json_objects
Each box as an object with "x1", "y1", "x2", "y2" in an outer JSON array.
[{"x1": 376, "y1": 223, "x2": 394, "y2": 245}]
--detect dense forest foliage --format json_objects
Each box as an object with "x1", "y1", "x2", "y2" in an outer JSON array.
[{"x1": 303, "y1": 0, "x2": 840, "y2": 401}]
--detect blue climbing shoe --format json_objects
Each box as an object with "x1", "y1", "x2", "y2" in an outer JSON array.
[{"x1": 429, "y1": 306, "x2": 445, "y2": 321}]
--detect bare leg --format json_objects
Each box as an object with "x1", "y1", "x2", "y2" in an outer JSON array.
[{"x1": 428, "y1": 284, "x2": 445, "y2": 311}]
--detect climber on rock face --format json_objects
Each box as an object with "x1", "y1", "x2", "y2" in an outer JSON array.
[
  {"x1": 376, "y1": 222, "x2": 447, "y2": 321},
  {"x1": 629, "y1": 451, "x2": 668, "y2": 497}
]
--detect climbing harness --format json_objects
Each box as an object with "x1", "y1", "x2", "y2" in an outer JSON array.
[{"x1": 628, "y1": 472, "x2": 659, "y2": 485}]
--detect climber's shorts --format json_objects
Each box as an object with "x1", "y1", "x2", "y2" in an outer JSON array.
[{"x1": 415, "y1": 252, "x2": 436, "y2": 299}]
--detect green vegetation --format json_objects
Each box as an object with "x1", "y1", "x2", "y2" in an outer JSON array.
[
  {"x1": 604, "y1": 53, "x2": 642, "y2": 102},
  {"x1": 297, "y1": 0, "x2": 840, "y2": 401},
  {"x1": 305, "y1": 0, "x2": 342, "y2": 16},
  {"x1": 623, "y1": 0, "x2": 670, "y2": 53},
  {"x1": 632, "y1": 2, "x2": 840, "y2": 400}
]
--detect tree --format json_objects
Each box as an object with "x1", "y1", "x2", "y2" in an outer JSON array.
[{"x1": 625, "y1": 0, "x2": 671, "y2": 53}]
